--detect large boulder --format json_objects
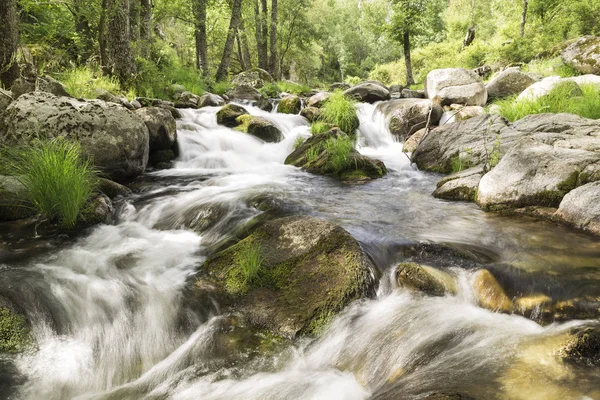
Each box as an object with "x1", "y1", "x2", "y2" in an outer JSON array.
[
  {"x1": 562, "y1": 36, "x2": 600, "y2": 75},
  {"x1": 174, "y1": 91, "x2": 201, "y2": 109},
  {"x1": 0, "y1": 92, "x2": 149, "y2": 182},
  {"x1": 231, "y1": 68, "x2": 274, "y2": 89},
  {"x1": 477, "y1": 138, "x2": 600, "y2": 210},
  {"x1": 555, "y1": 181, "x2": 600, "y2": 235},
  {"x1": 485, "y1": 67, "x2": 536, "y2": 100},
  {"x1": 194, "y1": 216, "x2": 375, "y2": 337},
  {"x1": 307, "y1": 92, "x2": 331, "y2": 108},
  {"x1": 216, "y1": 104, "x2": 249, "y2": 127},
  {"x1": 227, "y1": 84, "x2": 262, "y2": 101},
  {"x1": 198, "y1": 93, "x2": 225, "y2": 108},
  {"x1": 425, "y1": 68, "x2": 487, "y2": 107},
  {"x1": 344, "y1": 83, "x2": 391, "y2": 103},
  {"x1": 433, "y1": 167, "x2": 484, "y2": 202},
  {"x1": 278, "y1": 95, "x2": 302, "y2": 114},
  {"x1": 376, "y1": 99, "x2": 443, "y2": 140},
  {"x1": 516, "y1": 75, "x2": 600, "y2": 101},
  {"x1": 234, "y1": 115, "x2": 283, "y2": 143},
  {"x1": 135, "y1": 107, "x2": 177, "y2": 151}
]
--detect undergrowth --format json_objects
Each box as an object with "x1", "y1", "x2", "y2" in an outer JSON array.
[{"x1": 58, "y1": 67, "x2": 121, "y2": 99}]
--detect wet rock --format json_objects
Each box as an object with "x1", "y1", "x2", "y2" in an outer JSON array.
[
  {"x1": 216, "y1": 104, "x2": 249, "y2": 128},
  {"x1": 149, "y1": 149, "x2": 176, "y2": 168},
  {"x1": 78, "y1": 194, "x2": 113, "y2": 227},
  {"x1": 485, "y1": 67, "x2": 536, "y2": 100},
  {"x1": 98, "y1": 178, "x2": 132, "y2": 199},
  {"x1": 198, "y1": 93, "x2": 225, "y2": 108},
  {"x1": 472, "y1": 269, "x2": 513, "y2": 313},
  {"x1": 307, "y1": 92, "x2": 331, "y2": 108},
  {"x1": 344, "y1": 82, "x2": 391, "y2": 103},
  {"x1": 227, "y1": 84, "x2": 262, "y2": 102},
  {"x1": 562, "y1": 36, "x2": 600, "y2": 75},
  {"x1": 0, "y1": 89, "x2": 13, "y2": 113},
  {"x1": 400, "y1": 89, "x2": 426, "y2": 99},
  {"x1": 175, "y1": 91, "x2": 200, "y2": 108},
  {"x1": 425, "y1": 68, "x2": 487, "y2": 107},
  {"x1": 1, "y1": 92, "x2": 150, "y2": 182},
  {"x1": 0, "y1": 176, "x2": 35, "y2": 221},
  {"x1": 396, "y1": 263, "x2": 456, "y2": 296},
  {"x1": 234, "y1": 115, "x2": 283, "y2": 143},
  {"x1": 555, "y1": 181, "x2": 600, "y2": 235},
  {"x1": 477, "y1": 138, "x2": 600, "y2": 210},
  {"x1": 278, "y1": 95, "x2": 301, "y2": 114},
  {"x1": 514, "y1": 294, "x2": 553, "y2": 318},
  {"x1": 300, "y1": 106, "x2": 321, "y2": 122},
  {"x1": 433, "y1": 167, "x2": 483, "y2": 202},
  {"x1": 195, "y1": 216, "x2": 375, "y2": 338},
  {"x1": 376, "y1": 99, "x2": 443, "y2": 140},
  {"x1": 231, "y1": 68, "x2": 274, "y2": 89},
  {"x1": 560, "y1": 327, "x2": 600, "y2": 367},
  {"x1": 285, "y1": 128, "x2": 387, "y2": 182},
  {"x1": 135, "y1": 107, "x2": 177, "y2": 151}
]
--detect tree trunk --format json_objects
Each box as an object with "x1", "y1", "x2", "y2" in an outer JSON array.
[
  {"x1": 0, "y1": 0, "x2": 19, "y2": 89},
  {"x1": 106, "y1": 0, "x2": 137, "y2": 86},
  {"x1": 236, "y1": 32, "x2": 246, "y2": 71},
  {"x1": 129, "y1": 0, "x2": 141, "y2": 43},
  {"x1": 193, "y1": 0, "x2": 209, "y2": 77},
  {"x1": 215, "y1": 0, "x2": 243, "y2": 82},
  {"x1": 239, "y1": 18, "x2": 253, "y2": 70},
  {"x1": 140, "y1": 0, "x2": 152, "y2": 58},
  {"x1": 268, "y1": 0, "x2": 278, "y2": 79},
  {"x1": 254, "y1": 0, "x2": 268, "y2": 70},
  {"x1": 99, "y1": 0, "x2": 109, "y2": 73},
  {"x1": 403, "y1": 30, "x2": 414, "y2": 86},
  {"x1": 520, "y1": 0, "x2": 529, "y2": 37}
]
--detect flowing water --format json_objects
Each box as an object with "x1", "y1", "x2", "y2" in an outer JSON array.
[{"x1": 1, "y1": 102, "x2": 599, "y2": 400}]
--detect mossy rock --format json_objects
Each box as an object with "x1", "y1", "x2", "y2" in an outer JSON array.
[
  {"x1": 396, "y1": 263, "x2": 457, "y2": 296},
  {"x1": 98, "y1": 178, "x2": 132, "y2": 199},
  {"x1": 0, "y1": 307, "x2": 32, "y2": 353},
  {"x1": 234, "y1": 115, "x2": 283, "y2": 143},
  {"x1": 195, "y1": 216, "x2": 375, "y2": 338},
  {"x1": 278, "y1": 95, "x2": 302, "y2": 114},
  {"x1": 300, "y1": 106, "x2": 321, "y2": 122},
  {"x1": 78, "y1": 194, "x2": 113, "y2": 228},
  {"x1": 0, "y1": 176, "x2": 35, "y2": 222},
  {"x1": 216, "y1": 104, "x2": 249, "y2": 128},
  {"x1": 560, "y1": 327, "x2": 600, "y2": 367}
]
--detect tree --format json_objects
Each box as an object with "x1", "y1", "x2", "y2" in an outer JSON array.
[
  {"x1": 140, "y1": 0, "x2": 152, "y2": 57},
  {"x1": 215, "y1": 0, "x2": 243, "y2": 81},
  {"x1": 193, "y1": 0, "x2": 209, "y2": 77},
  {"x1": 268, "y1": 0, "x2": 278, "y2": 79},
  {"x1": 0, "y1": 0, "x2": 20, "y2": 89},
  {"x1": 254, "y1": 0, "x2": 269, "y2": 70},
  {"x1": 103, "y1": 0, "x2": 137, "y2": 86},
  {"x1": 520, "y1": 0, "x2": 529, "y2": 37}
]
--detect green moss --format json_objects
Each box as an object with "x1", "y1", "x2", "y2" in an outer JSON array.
[
  {"x1": 278, "y1": 95, "x2": 301, "y2": 114},
  {"x1": 310, "y1": 122, "x2": 332, "y2": 135},
  {"x1": 0, "y1": 308, "x2": 32, "y2": 353},
  {"x1": 225, "y1": 239, "x2": 264, "y2": 295}
]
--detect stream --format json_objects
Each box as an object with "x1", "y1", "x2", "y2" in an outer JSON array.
[{"x1": 1, "y1": 102, "x2": 599, "y2": 399}]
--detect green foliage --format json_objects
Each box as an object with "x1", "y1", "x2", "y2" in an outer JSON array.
[
  {"x1": 277, "y1": 81, "x2": 312, "y2": 96},
  {"x1": 260, "y1": 82, "x2": 281, "y2": 98},
  {"x1": 310, "y1": 122, "x2": 331, "y2": 135},
  {"x1": 346, "y1": 76, "x2": 362, "y2": 85},
  {"x1": 320, "y1": 92, "x2": 359, "y2": 134},
  {"x1": 493, "y1": 83, "x2": 600, "y2": 122},
  {"x1": 0, "y1": 308, "x2": 32, "y2": 353},
  {"x1": 212, "y1": 81, "x2": 232, "y2": 96},
  {"x1": 225, "y1": 240, "x2": 264, "y2": 295},
  {"x1": 324, "y1": 136, "x2": 355, "y2": 173},
  {"x1": 58, "y1": 67, "x2": 121, "y2": 99},
  {"x1": 451, "y1": 148, "x2": 473, "y2": 173},
  {"x1": 368, "y1": 62, "x2": 405, "y2": 85},
  {"x1": 305, "y1": 145, "x2": 322, "y2": 164},
  {"x1": 0, "y1": 139, "x2": 99, "y2": 229},
  {"x1": 294, "y1": 136, "x2": 306, "y2": 149}
]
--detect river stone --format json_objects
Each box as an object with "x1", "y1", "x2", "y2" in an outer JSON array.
[
  {"x1": 401, "y1": 89, "x2": 426, "y2": 99},
  {"x1": 307, "y1": 92, "x2": 331, "y2": 108},
  {"x1": 344, "y1": 83, "x2": 391, "y2": 103},
  {"x1": 433, "y1": 167, "x2": 484, "y2": 202},
  {"x1": 425, "y1": 68, "x2": 487, "y2": 107},
  {"x1": 231, "y1": 68, "x2": 274, "y2": 89},
  {"x1": 477, "y1": 138, "x2": 600, "y2": 210},
  {"x1": 562, "y1": 36, "x2": 600, "y2": 75},
  {"x1": 0, "y1": 92, "x2": 150, "y2": 182},
  {"x1": 516, "y1": 75, "x2": 600, "y2": 101},
  {"x1": 560, "y1": 327, "x2": 600, "y2": 367},
  {"x1": 471, "y1": 269, "x2": 513, "y2": 313},
  {"x1": 278, "y1": 95, "x2": 301, "y2": 114},
  {"x1": 35, "y1": 75, "x2": 72, "y2": 98},
  {"x1": 216, "y1": 104, "x2": 249, "y2": 128},
  {"x1": 95, "y1": 89, "x2": 132, "y2": 110},
  {"x1": 403, "y1": 128, "x2": 428, "y2": 153},
  {"x1": 0, "y1": 176, "x2": 35, "y2": 221},
  {"x1": 396, "y1": 263, "x2": 456, "y2": 296},
  {"x1": 195, "y1": 216, "x2": 375, "y2": 338},
  {"x1": 485, "y1": 68, "x2": 536, "y2": 100},
  {"x1": 79, "y1": 194, "x2": 113, "y2": 227},
  {"x1": 135, "y1": 107, "x2": 177, "y2": 151},
  {"x1": 285, "y1": 128, "x2": 387, "y2": 182},
  {"x1": 234, "y1": 115, "x2": 283, "y2": 143},
  {"x1": 98, "y1": 178, "x2": 132, "y2": 199},
  {"x1": 555, "y1": 181, "x2": 600, "y2": 235},
  {"x1": 0, "y1": 89, "x2": 13, "y2": 113},
  {"x1": 439, "y1": 105, "x2": 485, "y2": 126},
  {"x1": 134, "y1": 97, "x2": 175, "y2": 108},
  {"x1": 198, "y1": 93, "x2": 225, "y2": 108},
  {"x1": 300, "y1": 106, "x2": 321, "y2": 122},
  {"x1": 376, "y1": 99, "x2": 443, "y2": 140},
  {"x1": 227, "y1": 84, "x2": 262, "y2": 101},
  {"x1": 175, "y1": 91, "x2": 200, "y2": 109}
]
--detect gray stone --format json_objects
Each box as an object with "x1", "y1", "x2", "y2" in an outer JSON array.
[
  {"x1": 434, "y1": 167, "x2": 484, "y2": 201},
  {"x1": 425, "y1": 68, "x2": 487, "y2": 106},
  {"x1": 198, "y1": 93, "x2": 225, "y2": 108},
  {"x1": 0, "y1": 89, "x2": 13, "y2": 113},
  {"x1": 175, "y1": 91, "x2": 200, "y2": 109},
  {"x1": 401, "y1": 89, "x2": 425, "y2": 99},
  {"x1": 307, "y1": 92, "x2": 331, "y2": 108},
  {"x1": 562, "y1": 36, "x2": 600, "y2": 75},
  {"x1": 231, "y1": 68, "x2": 274, "y2": 89},
  {"x1": 300, "y1": 106, "x2": 321, "y2": 122},
  {"x1": 556, "y1": 181, "x2": 600, "y2": 235},
  {"x1": 344, "y1": 82, "x2": 391, "y2": 103},
  {"x1": 227, "y1": 84, "x2": 262, "y2": 101},
  {"x1": 486, "y1": 67, "x2": 536, "y2": 99},
  {"x1": 36, "y1": 76, "x2": 72, "y2": 97},
  {"x1": 135, "y1": 107, "x2": 177, "y2": 151},
  {"x1": 376, "y1": 99, "x2": 442, "y2": 140}
]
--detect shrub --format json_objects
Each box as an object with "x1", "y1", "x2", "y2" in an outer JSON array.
[
  {"x1": 59, "y1": 67, "x2": 121, "y2": 99},
  {"x1": 260, "y1": 82, "x2": 281, "y2": 98},
  {"x1": 212, "y1": 81, "x2": 232, "y2": 96},
  {"x1": 226, "y1": 240, "x2": 264, "y2": 295},
  {"x1": 319, "y1": 91, "x2": 359, "y2": 134},
  {"x1": 368, "y1": 62, "x2": 406, "y2": 86},
  {"x1": 0, "y1": 139, "x2": 99, "y2": 228},
  {"x1": 277, "y1": 81, "x2": 312, "y2": 96},
  {"x1": 523, "y1": 57, "x2": 580, "y2": 78},
  {"x1": 346, "y1": 76, "x2": 362, "y2": 85}
]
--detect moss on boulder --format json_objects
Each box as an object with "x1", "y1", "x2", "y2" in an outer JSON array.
[
  {"x1": 216, "y1": 104, "x2": 249, "y2": 127},
  {"x1": 300, "y1": 106, "x2": 321, "y2": 122},
  {"x1": 560, "y1": 327, "x2": 600, "y2": 367},
  {"x1": 0, "y1": 307, "x2": 32, "y2": 353},
  {"x1": 234, "y1": 115, "x2": 283, "y2": 143},
  {"x1": 278, "y1": 95, "x2": 302, "y2": 114},
  {"x1": 195, "y1": 216, "x2": 375, "y2": 338}
]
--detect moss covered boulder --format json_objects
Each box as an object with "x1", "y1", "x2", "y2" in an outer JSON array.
[
  {"x1": 396, "y1": 263, "x2": 457, "y2": 296},
  {"x1": 216, "y1": 104, "x2": 249, "y2": 128},
  {"x1": 194, "y1": 216, "x2": 375, "y2": 338},
  {"x1": 0, "y1": 304, "x2": 32, "y2": 353},
  {"x1": 278, "y1": 95, "x2": 302, "y2": 114},
  {"x1": 560, "y1": 327, "x2": 600, "y2": 367},
  {"x1": 235, "y1": 115, "x2": 283, "y2": 143},
  {"x1": 285, "y1": 128, "x2": 387, "y2": 182}
]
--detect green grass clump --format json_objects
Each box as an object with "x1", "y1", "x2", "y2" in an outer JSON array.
[
  {"x1": 59, "y1": 67, "x2": 121, "y2": 99},
  {"x1": 310, "y1": 122, "x2": 331, "y2": 135},
  {"x1": 277, "y1": 81, "x2": 311, "y2": 96},
  {"x1": 324, "y1": 136, "x2": 355, "y2": 173},
  {"x1": 493, "y1": 83, "x2": 600, "y2": 122},
  {"x1": 522, "y1": 57, "x2": 580, "y2": 78},
  {"x1": 260, "y1": 82, "x2": 281, "y2": 98},
  {"x1": 212, "y1": 81, "x2": 232, "y2": 96},
  {"x1": 226, "y1": 240, "x2": 264, "y2": 295},
  {"x1": 293, "y1": 136, "x2": 306, "y2": 149},
  {"x1": 320, "y1": 91, "x2": 359, "y2": 134},
  {"x1": 0, "y1": 139, "x2": 99, "y2": 228},
  {"x1": 0, "y1": 308, "x2": 32, "y2": 353}
]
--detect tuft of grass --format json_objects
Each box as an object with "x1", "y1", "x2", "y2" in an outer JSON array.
[
  {"x1": 293, "y1": 136, "x2": 306, "y2": 149},
  {"x1": 212, "y1": 81, "x2": 232, "y2": 96},
  {"x1": 260, "y1": 82, "x2": 281, "y2": 98},
  {"x1": 226, "y1": 240, "x2": 264, "y2": 295},
  {"x1": 310, "y1": 122, "x2": 331, "y2": 135},
  {"x1": 493, "y1": 83, "x2": 600, "y2": 122},
  {"x1": 522, "y1": 57, "x2": 580, "y2": 78},
  {"x1": 59, "y1": 67, "x2": 121, "y2": 99},
  {"x1": 0, "y1": 139, "x2": 99, "y2": 228},
  {"x1": 305, "y1": 145, "x2": 322, "y2": 164},
  {"x1": 277, "y1": 81, "x2": 312, "y2": 96},
  {"x1": 324, "y1": 135, "x2": 355, "y2": 173},
  {"x1": 319, "y1": 91, "x2": 359, "y2": 134}
]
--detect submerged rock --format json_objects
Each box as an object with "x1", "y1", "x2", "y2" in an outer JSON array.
[
  {"x1": 235, "y1": 115, "x2": 283, "y2": 143},
  {"x1": 278, "y1": 95, "x2": 302, "y2": 114},
  {"x1": 98, "y1": 178, "x2": 132, "y2": 199},
  {"x1": 216, "y1": 104, "x2": 249, "y2": 127},
  {"x1": 344, "y1": 83, "x2": 391, "y2": 103},
  {"x1": 1, "y1": 92, "x2": 150, "y2": 182},
  {"x1": 562, "y1": 36, "x2": 600, "y2": 75},
  {"x1": 194, "y1": 216, "x2": 375, "y2": 338},
  {"x1": 471, "y1": 269, "x2": 513, "y2": 313},
  {"x1": 560, "y1": 327, "x2": 600, "y2": 367},
  {"x1": 396, "y1": 263, "x2": 456, "y2": 296},
  {"x1": 425, "y1": 68, "x2": 487, "y2": 107},
  {"x1": 376, "y1": 99, "x2": 442, "y2": 140}
]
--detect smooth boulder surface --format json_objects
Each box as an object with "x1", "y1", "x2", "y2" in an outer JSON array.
[
  {"x1": 234, "y1": 115, "x2": 283, "y2": 143},
  {"x1": 425, "y1": 68, "x2": 487, "y2": 107},
  {"x1": 516, "y1": 75, "x2": 600, "y2": 101},
  {"x1": 135, "y1": 107, "x2": 177, "y2": 151},
  {"x1": 485, "y1": 68, "x2": 536, "y2": 100},
  {"x1": 307, "y1": 92, "x2": 331, "y2": 108},
  {"x1": 433, "y1": 167, "x2": 484, "y2": 202},
  {"x1": 0, "y1": 92, "x2": 150, "y2": 182},
  {"x1": 198, "y1": 93, "x2": 225, "y2": 108},
  {"x1": 216, "y1": 104, "x2": 249, "y2": 127},
  {"x1": 278, "y1": 95, "x2": 302, "y2": 114},
  {"x1": 439, "y1": 105, "x2": 485, "y2": 126},
  {"x1": 231, "y1": 68, "x2": 274, "y2": 89},
  {"x1": 555, "y1": 181, "x2": 600, "y2": 235},
  {"x1": 396, "y1": 263, "x2": 456, "y2": 296},
  {"x1": 96, "y1": 89, "x2": 133, "y2": 110},
  {"x1": 344, "y1": 83, "x2": 391, "y2": 103},
  {"x1": 300, "y1": 106, "x2": 321, "y2": 122},
  {"x1": 227, "y1": 84, "x2": 262, "y2": 102},
  {"x1": 376, "y1": 99, "x2": 443, "y2": 140},
  {"x1": 194, "y1": 216, "x2": 375, "y2": 338},
  {"x1": 562, "y1": 36, "x2": 600, "y2": 75},
  {"x1": 471, "y1": 269, "x2": 513, "y2": 313},
  {"x1": 403, "y1": 128, "x2": 428, "y2": 153}
]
